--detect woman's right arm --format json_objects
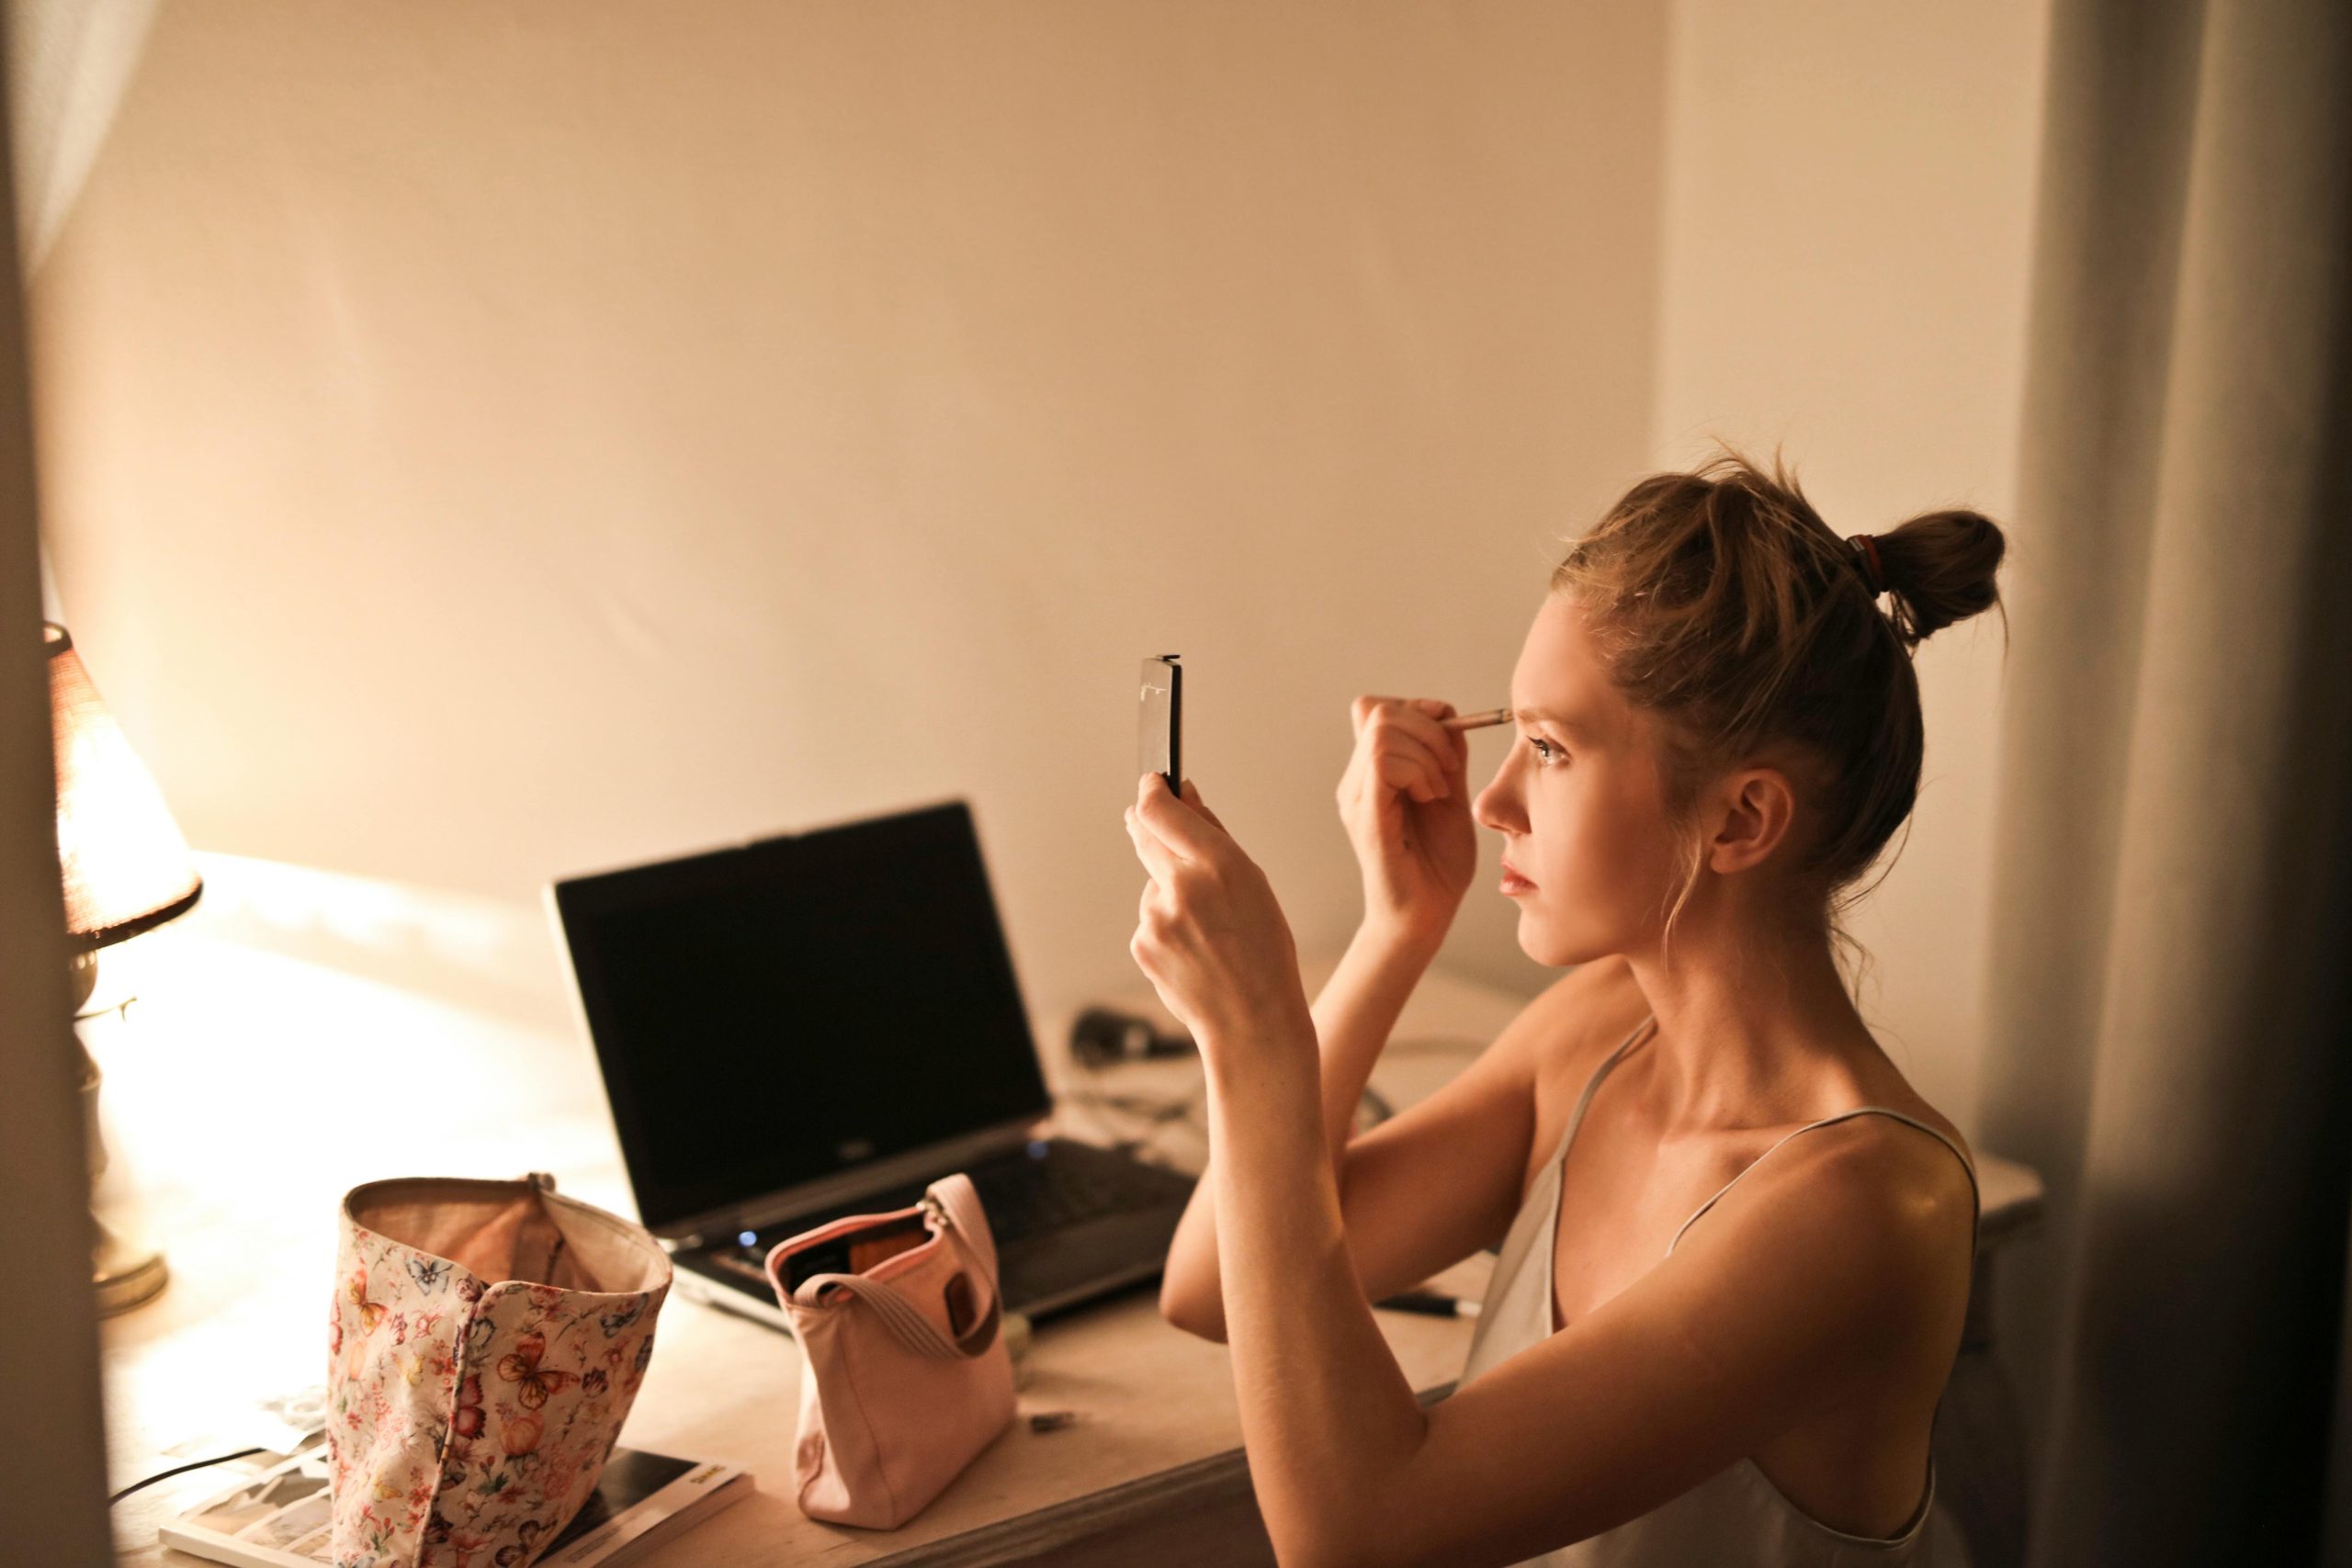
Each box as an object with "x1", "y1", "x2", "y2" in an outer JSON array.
[{"x1": 1159, "y1": 695, "x2": 1499, "y2": 1340}]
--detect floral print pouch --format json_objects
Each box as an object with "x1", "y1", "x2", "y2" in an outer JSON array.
[{"x1": 327, "y1": 1173, "x2": 671, "y2": 1568}]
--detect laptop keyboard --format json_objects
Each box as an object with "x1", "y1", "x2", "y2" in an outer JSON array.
[
  {"x1": 732, "y1": 1139, "x2": 1192, "y2": 1262},
  {"x1": 967, "y1": 1142, "x2": 1187, "y2": 1236}
]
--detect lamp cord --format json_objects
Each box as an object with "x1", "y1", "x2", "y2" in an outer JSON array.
[{"x1": 109, "y1": 1447, "x2": 266, "y2": 1506}]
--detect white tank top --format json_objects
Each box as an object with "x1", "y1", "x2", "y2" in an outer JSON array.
[{"x1": 1454, "y1": 1014, "x2": 1980, "y2": 1567}]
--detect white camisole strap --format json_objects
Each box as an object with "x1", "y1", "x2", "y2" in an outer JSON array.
[
  {"x1": 1665, "y1": 1106, "x2": 1982, "y2": 1258},
  {"x1": 1549, "y1": 1015, "x2": 1660, "y2": 1165}
]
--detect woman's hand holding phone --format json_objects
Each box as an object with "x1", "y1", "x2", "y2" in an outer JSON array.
[
  {"x1": 1125, "y1": 774, "x2": 1313, "y2": 1066},
  {"x1": 1338, "y1": 695, "x2": 1476, "y2": 946}
]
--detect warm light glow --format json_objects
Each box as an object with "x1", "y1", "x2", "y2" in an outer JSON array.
[{"x1": 46, "y1": 622, "x2": 202, "y2": 948}]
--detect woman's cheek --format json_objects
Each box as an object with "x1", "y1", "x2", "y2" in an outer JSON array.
[
  {"x1": 1532, "y1": 816, "x2": 1599, "y2": 902},
  {"x1": 1524, "y1": 852, "x2": 1641, "y2": 965}
]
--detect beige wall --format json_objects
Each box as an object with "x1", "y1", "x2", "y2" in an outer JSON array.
[
  {"x1": 31, "y1": 2, "x2": 2052, "y2": 1137},
  {"x1": 1649, "y1": 0, "x2": 2051, "y2": 1126},
  {"x1": 31, "y1": 1, "x2": 1668, "y2": 1039}
]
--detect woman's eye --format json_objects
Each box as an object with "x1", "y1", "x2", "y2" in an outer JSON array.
[{"x1": 1528, "y1": 737, "x2": 1562, "y2": 767}]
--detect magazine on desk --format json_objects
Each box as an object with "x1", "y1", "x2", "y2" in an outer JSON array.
[{"x1": 159, "y1": 1438, "x2": 752, "y2": 1568}]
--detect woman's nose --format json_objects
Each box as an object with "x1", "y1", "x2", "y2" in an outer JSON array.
[{"x1": 1473, "y1": 756, "x2": 1524, "y2": 835}]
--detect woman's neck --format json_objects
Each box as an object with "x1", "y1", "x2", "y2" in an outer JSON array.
[{"x1": 1618, "y1": 915, "x2": 1880, "y2": 1131}]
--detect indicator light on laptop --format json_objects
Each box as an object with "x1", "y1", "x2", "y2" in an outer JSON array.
[{"x1": 739, "y1": 1231, "x2": 758, "y2": 1248}]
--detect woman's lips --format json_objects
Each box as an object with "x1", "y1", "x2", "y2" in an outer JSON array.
[{"x1": 1499, "y1": 860, "x2": 1536, "y2": 896}]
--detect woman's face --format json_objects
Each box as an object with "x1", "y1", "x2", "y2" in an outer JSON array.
[{"x1": 1472, "y1": 592, "x2": 1686, "y2": 966}]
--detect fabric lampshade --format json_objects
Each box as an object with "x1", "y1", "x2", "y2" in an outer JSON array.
[{"x1": 46, "y1": 622, "x2": 201, "y2": 950}]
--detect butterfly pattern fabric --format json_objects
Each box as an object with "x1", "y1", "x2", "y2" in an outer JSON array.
[{"x1": 325, "y1": 1180, "x2": 670, "y2": 1568}]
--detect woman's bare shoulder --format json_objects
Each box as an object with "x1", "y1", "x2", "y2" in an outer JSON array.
[
  {"x1": 1767, "y1": 1029, "x2": 1978, "y2": 1242},
  {"x1": 1708, "y1": 1104, "x2": 1978, "y2": 1305},
  {"x1": 1839, "y1": 1054, "x2": 1974, "y2": 1172}
]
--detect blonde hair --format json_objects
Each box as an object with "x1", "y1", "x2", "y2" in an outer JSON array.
[{"x1": 1551, "y1": 445, "x2": 2007, "y2": 980}]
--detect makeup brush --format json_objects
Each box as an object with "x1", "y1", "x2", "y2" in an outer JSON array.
[{"x1": 1439, "y1": 706, "x2": 1510, "y2": 732}]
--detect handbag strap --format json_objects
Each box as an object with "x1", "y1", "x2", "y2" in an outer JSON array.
[
  {"x1": 797, "y1": 1271, "x2": 1001, "y2": 1361},
  {"x1": 929, "y1": 1171, "x2": 999, "y2": 1282},
  {"x1": 789, "y1": 1174, "x2": 1002, "y2": 1361}
]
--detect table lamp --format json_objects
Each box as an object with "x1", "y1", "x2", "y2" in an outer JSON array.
[{"x1": 47, "y1": 620, "x2": 203, "y2": 1314}]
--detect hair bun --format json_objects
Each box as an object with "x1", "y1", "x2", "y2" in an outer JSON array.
[
  {"x1": 1849, "y1": 535, "x2": 1890, "y2": 596},
  {"x1": 1872, "y1": 509, "x2": 2006, "y2": 646}
]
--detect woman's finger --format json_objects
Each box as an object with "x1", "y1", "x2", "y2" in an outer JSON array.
[
  {"x1": 1374, "y1": 750, "x2": 1448, "y2": 804},
  {"x1": 1356, "y1": 697, "x2": 1467, "y2": 792},
  {"x1": 1364, "y1": 696, "x2": 1444, "y2": 750},
  {"x1": 1179, "y1": 778, "x2": 1226, "y2": 831},
  {"x1": 1368, "y1": 724, "x2": 1451, "y2": 800},
  {"x1": 1125, "y1": 801, "x2": 1186, "y2": 886},
  {"x1": 1350, "y1": 694, "x2": 1403, "y2": 739},
  {"x1": 1136, "y1": 772, "x2": 1222, "y2": 862},
  {"x1": 1407, "y1": 698, "x2": 1474, "y2": 772},
  {"x1": 1387, "y1": 702, "x2": 1469, "y2": 781},
  {"x1": 1373, "y1": 725, "x2": 1447, "y2": 784}
]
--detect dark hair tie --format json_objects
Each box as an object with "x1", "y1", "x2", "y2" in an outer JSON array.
[{"x1": 1850, "y1": 534, "x2": 1886, "y2": 596}]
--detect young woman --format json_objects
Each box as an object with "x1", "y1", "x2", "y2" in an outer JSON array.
[{"x1": 1124, "y1": 451, "x2": 2006, "y2": 1568}]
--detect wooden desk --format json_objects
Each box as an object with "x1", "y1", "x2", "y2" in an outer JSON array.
[
  {"x1": 100, "y1": 935, "x2": 2038, "y2": 1566},
  {"x1": 102, "y1": 947, "x2": 1513, "y2": 1566}
]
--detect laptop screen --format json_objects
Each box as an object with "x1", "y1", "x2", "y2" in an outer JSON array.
[{"x1": 552, "y1": 799, "x2": 1053, "y2": 1235}]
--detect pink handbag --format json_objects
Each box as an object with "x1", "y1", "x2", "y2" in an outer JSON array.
[{"x1": 763, "y1": 1172, "x2": 1016, "y2": 1528}]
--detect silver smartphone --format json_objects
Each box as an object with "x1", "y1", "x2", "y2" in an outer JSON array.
[{"x1": 1138, "y1": 655, "x2": 1182, "y2": 796}]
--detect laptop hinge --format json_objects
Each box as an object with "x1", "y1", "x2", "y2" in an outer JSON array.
[{"x1": 660, "y1": 1115, "x2": 1043, "y2": 1250}]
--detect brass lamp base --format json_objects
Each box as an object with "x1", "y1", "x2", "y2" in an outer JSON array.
[
  {"x1": 76, "y1": 949, "x2": 170, "y2": 1316},
  {"x1": 94, "y1": 1215, "x2": 169, "y2": 1315}
]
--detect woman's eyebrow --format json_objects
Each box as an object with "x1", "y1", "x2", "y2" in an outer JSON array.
[{"x1": 1512, "y1": 706, "x2": 1593, "y2": 742}]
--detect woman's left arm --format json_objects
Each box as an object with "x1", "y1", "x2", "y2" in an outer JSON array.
[{"x1": 1125, "y1": 776, "x2": 1974, "y2": 1568}]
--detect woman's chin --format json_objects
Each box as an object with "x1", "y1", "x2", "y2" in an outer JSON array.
[
  {"x1": 1510, "y1": 908, "x2": 1566, "y2": 966},
  {"x1": 1512, "y1": 908, "x2": 1614, "y2": 969}
]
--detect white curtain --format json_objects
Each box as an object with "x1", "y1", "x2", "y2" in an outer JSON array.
[{"x1": 1976, "y1": 0, "x2": 2352, "y2": 1561}]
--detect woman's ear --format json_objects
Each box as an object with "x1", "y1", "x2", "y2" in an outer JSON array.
[{"x1": 1704, "y1": 766, "x2": 1797, "y2": 875}]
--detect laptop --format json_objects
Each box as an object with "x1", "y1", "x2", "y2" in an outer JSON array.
[{"x1": 548, "y1": 798, "x2": 1198, "y2": 1335}]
